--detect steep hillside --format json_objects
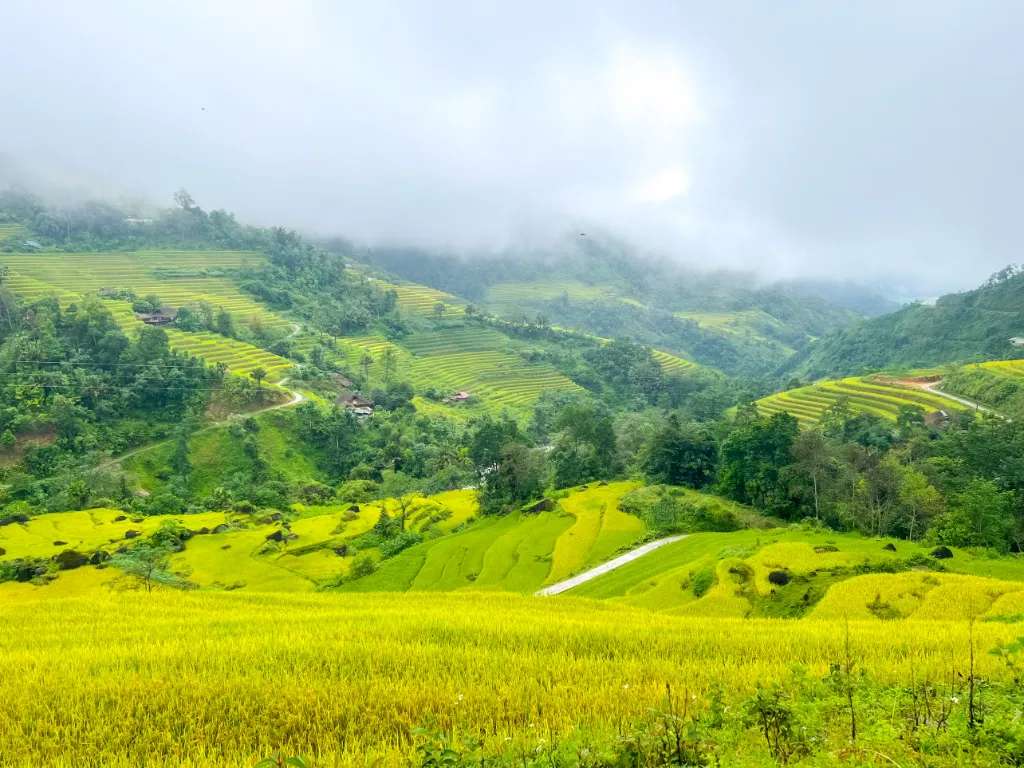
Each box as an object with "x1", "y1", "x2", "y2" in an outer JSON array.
[
  {"x1": 798, "y1": 265, "x2": 1024, "y2": 377},
  {"x1": 352, "y1": 236, "x2": 869, "y2": 376},
  {"x1": 756, "y1": 374, "x2": 973, "y2": 427}
]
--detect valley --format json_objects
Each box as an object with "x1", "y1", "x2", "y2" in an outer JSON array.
[{"x1": 3, "y1": 191, "x2": 1024, "y2": 767}]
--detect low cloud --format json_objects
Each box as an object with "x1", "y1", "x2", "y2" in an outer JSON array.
[{"x1": 1, "y1": 1, "x2": 1020, "y2": 296}]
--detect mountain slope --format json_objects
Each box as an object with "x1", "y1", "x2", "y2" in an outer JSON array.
[
  {"x1": 798, "y1": 266, "x2": 1024, "y2": 377},
  {"x1": 350, "y1": 235, "x2": 872, "y2": 377}
]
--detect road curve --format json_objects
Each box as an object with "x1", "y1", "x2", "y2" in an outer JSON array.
[
  {"x1": 922, "y1": 382, "x2": 995, "y2": 414},
  {"x1": 535, "y1": 534, "x2": 687, "y2": 597}
]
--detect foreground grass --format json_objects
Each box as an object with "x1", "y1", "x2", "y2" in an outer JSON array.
[{"x1": 1, "y1": 590, "x2": 1021, "y2": 767}]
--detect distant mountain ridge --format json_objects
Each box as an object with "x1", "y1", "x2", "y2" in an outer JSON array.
[
  {"x1": 347, "y1": 235, "x2": 886, "y2": 377},
  {"x1": 794, "y1": 265, "x2": 1024, "y2": 377}
]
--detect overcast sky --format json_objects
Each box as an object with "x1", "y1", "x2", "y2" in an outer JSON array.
[{"x1": 2, "y1": 1, "x2": 1022, "y2": 295}]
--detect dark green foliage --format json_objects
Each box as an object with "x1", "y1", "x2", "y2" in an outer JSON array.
[
  {"x1": 643, "y1": 414, "x2": 717, "y2": 488},
  {"x1": 479, "y1": 443, "x2": 546, "y2": 516},
  {"x1": 719, "y1": 412, "x2": 799, "y2": 516},
  {"x1": 620, "y1": 486, "x2": 741, "y2": 534},
  {"x1": 0, "y1": 556, "x2": 52, "y2": 584},
  {"x1": 799, "y1": 265, "x2": 1024, "y2": 376},
  {"x1": 549, "y1": 401, "x2": 619, "y2": 487},
  {"x1": 690, "y1": 566, "x2": 715, "y2": 597}
]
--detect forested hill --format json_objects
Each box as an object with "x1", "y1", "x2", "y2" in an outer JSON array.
[
  {"x1": 795, "y1": 265, "x2": 1024, "y2": 378},
  {"x1": 348, "y1": 236, "x2": 885, "y2": 376}
]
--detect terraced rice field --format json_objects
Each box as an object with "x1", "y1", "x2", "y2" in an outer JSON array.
[
  {"x1": 0, "y1": 223, "x2": 27, "y2": 243},
  {"x1": 335, "y1": 324, "x2": 583, "y2": 411},
  {"x1": 344, "y1": 482, "x2": 646, "y2": 593},
  {"x1": 104, "y1": 300, "x2": 291, "y2": 381},
  {"x1": 484, "y1": 280, "x2": 619, "y2": 314},
  {"x1": 756, "y1": 375, "x2": 968, "y2": 426},
  {"x1": 0, "y1": 491, "x2": 479, "y2": 594},
  {"x1": 569, "y1": 526, "x2": 1024, "y2": 618},
  {"x1": 0, "y1": 250, "x2": 291, "y2": 330},
  {"x1": 977, "y1": 358, "x2": 1024, "y2": 378},
  {"x1": 651, "y1": 348, "x2": 696, "y2": 375},
  {"x1": 365, "y1": 276, "x2": 464, "y2": 316},
  {"x1": 0, "y1": 251, "x2": 293, "y2": 380}
]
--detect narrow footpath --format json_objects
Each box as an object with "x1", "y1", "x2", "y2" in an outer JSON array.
[{"x1": 536, "y1": 535, "x2": 687, "y2": 597}]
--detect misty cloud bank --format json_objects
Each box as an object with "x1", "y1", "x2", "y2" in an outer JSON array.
[{"x1": 1, "y1": 1, "x2": 1021, "y2": 295}]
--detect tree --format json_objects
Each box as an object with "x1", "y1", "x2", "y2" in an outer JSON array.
[
  {"x1": 480, "y1": 443, "x2": 546, "y2": 515},
  {"x1": 173, "y1": 188, "x2": 196, "y2": 211},
  {"x1": 250, "y1": 367, "x2": 268, "y2": 395},
  {"x1": 933, "y1": 478, "x2": 1015, "y2": 551},
  {"x1": 643, "y1": 414, "x2": 718, "y2": 489},
  {"x1": 360, "y1": 353, "x2": 373, "y2": 384},
  {"x1": 550, "y1": 402, "x2": 620, "y2": 487},
  {"x1": 718, "y1": 413, "x2": 799, "y2": 516},
  {"x1": 788, "y1": 429, "x2": 834, "y2": 520},
  {"x1": 215, "y1": 308, "x2": 235, "y2": 337},
  {"x1": 896, "y1": 464, "x2": 943, "y2": 540},
  {"x1": 111, "y1": 543, "x2": 193, "y2": 593},
  {"x1": 433, "y1": 302, "x2": 446, "y2": 319},
  {"x1": 381, "y1": 348, "x2": 396, "y2": 384}
]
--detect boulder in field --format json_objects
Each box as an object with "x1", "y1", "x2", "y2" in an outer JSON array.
[
  {"x1": 883, "y1": 543, "x2": 897, "y2": 552},
  {"x1": 212, "y1": 523, "x2": 230, "y2": 534},
  {"x1": 123, "y1": 530, "x2": 141, "y2": 540},
  {"x1": 89, "y1": 550, "x2": 111, "y2": 565},
  {"x1": 113, "y1": 515, "x2": 127, "y2": 522},
  {"x1": 768, "y1": 570, "x2": 791, "y2": 586},
  {"x1": 930, "y1": 546, "x2": 954, "y2": 559},
  {"x1": 524, "y1": 498, "x2": 555, "y2": 514},
  {"x1": 52, "y1": 540, "x2": 67, "y2": 546},
  {"x1": 54, "y1": 550, "x2": 89, "y2": 570}
]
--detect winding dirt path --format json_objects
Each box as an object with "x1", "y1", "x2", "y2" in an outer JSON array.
[
  {"x1": 535, "y1": 534, "x2": 687, "y2": 596},
  {"x1": 94, "y1": 376, "x2": 306, "y2": 473}
]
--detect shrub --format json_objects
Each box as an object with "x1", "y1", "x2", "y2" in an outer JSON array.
[
  {"x1": 349, "y1": 554, "x2": 377, "y2": 580},
  {"x1": 691, "y1": 566, "x2": 715, "y2": 598}
]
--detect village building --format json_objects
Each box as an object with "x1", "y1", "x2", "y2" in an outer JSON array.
[
  {"x1": 135, "y1": 309, "x2": 178, "y2": 325},
  {"x1": 337, "y1": 392, "x2": 374, "y2": 417}
]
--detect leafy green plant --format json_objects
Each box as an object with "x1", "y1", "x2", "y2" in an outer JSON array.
[{"x1": 255, "y1": 752, "x2": 308, "y2": 768}]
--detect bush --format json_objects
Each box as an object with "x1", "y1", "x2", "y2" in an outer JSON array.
[
  {"x1": 349, "y1": 553, "x2": 377, "y2": 580},
  {"x1": 691, "y1": 566, "x2": 715, "y2": 598},
  {"x1": 379, "y1": 531, "x2": 423, "y2": 558}
]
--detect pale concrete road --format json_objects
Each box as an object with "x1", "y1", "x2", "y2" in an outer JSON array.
[{"x1": 535, "y1": 534, "x2": 687, "y2": 597}]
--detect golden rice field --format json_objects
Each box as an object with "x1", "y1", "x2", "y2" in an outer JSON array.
[
  {"x1": 483, "y1": 280, "x2": 619, "y2": 312},
  {"x1": 361, "y1": 274, "x2": 465, "y2": 316},
  {"x1": 0, "y1": 250, "x2": 294, "y2": 380},
  {"x1": 0, "y1": 490, "x2": 480, "y2": 593},
  {"x1": 346, "y1": 482, "x2": 646, "y2": 593},
  {"x1": 756, "y1": 375, "x2": 970, "y2": 426},
  {"x1": 0, "y1": 589, "x2": 1019, "y2": 767},
  {"x1": 334, "y1": 325, "x2": 583, "y2": 411},
  {"x1": 651, "y1": 348, "x2": 696, "y2": 375},
  {"x1": 977, "y1": 358, "x2": 1024, "y2": 378}
]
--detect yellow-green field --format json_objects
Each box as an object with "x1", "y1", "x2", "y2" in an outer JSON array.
[
  {"x1": 346, "y1": 482, "x2": 646, "y2": 593},
  {"x1": 0, "y1": 223, "x2": 27, "y2": 243},
  {"x1": 334, "y1": 325, "x2": 584, "y2": 411},
  {"x1": 0, "y1": 490, "x2": 479, "y2": 593},
  {"x1": 0, "y1": 589, "x2": 1019, "y2": 767},
  {"x1": 756, "y1": 375, "x2": 970, "y2": 426},
  {"x1": 0, "y1": 250, "x2": 295, "y2": 380},
  {"x1": 977, "y1": 358, "x2": 1024, "y2": 378},
  {"x1": 651, "y1": 348, "x2": 696, "y2": 375},
  {"x1": 483, "y1": 280, "x2": 619, "y2": 312}
]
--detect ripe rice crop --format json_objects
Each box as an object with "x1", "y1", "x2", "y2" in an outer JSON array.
[
  {"x1": 756, "y1": 375, "x2": 970, "y2": 426},
  {"x1": 0, "y1": 590, "x2": 1019, "y2": 767},
  {"x1": 335, "y1": 328, "x2": 583, "y2": 412},
  {"x1": 0, "y1": 251, "x2": 294, "y2": 379}
]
